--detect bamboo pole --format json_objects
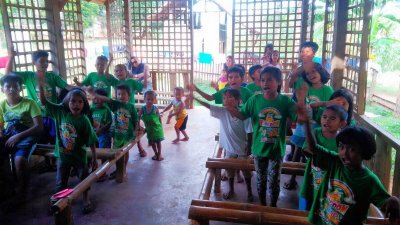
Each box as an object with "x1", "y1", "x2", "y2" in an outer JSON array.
[
  {"x1": 33, "y1": 147, "x2": 117, "y2": 160},
  {"x1": 52, "y1": 132, "x2": 144, "y2": 216},
  {"x1": 207, "y1": 157, "x2": 306, "y2": 169},
  {"x1": 198, "y1": 169, "x2": 215, "y2": 200}
]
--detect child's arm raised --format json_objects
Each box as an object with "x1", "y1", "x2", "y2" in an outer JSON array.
[
  {"x1": 194, "y1": 97, "x2": 211, "y2": 109},
  {"x1": 297, "y1": 104, "x2": 317, "y2": 154},
  {"x1": 88, "y1": 89, "x2": 111, "y2": 103},
  {"x1": 5, "y1": 46, "x2": 16, "y2": 74},
  {"x1": 105, "y1": 55, "x2": 113, "y2": 78},
  {"x1": 226, "y1": 106, "x2": 245, "y2": 120},
  {"x1": 73, "y1": 77, "x2": 83, "y2": 86},
  {"x1": 188, "y1": 84, "x2": 214, "y2": 102}
]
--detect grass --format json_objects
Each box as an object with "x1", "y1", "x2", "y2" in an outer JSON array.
[{"x1": 365, "y1": 103, "x2": 400, "y2": 140}]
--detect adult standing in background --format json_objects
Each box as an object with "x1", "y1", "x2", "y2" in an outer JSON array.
[{"x1": 126, "y1": 55, "x2": 152, "y2": 91}]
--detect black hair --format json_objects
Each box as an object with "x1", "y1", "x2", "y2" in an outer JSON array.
[
  {"x1": 116, "y1": 84, "x2": 131, "y2": 96},
  {"x1": 302, "y1": 63, "x2": 330, "y2": 86},
  {"x1": 32, "y1": 50, "x2": 49, "y2": 62},
  {"x1": 0, "y1": 74, "x2": 23, "y2": 87},
  {"x1": 324, "y1": 105, "x2": 348, "y2": 122},
  {"x1": 264, "y1": 43, "x2": 274, "y2": 54},
  {"x1": 223, "y1": 88, "x2": 241, "y2": 101},
  {"x1": 260, "y1": 66, "x2": 282, "y2": 93},
  {"x1": 96, "y1": 55, "x2": 108, "y2": 63},
  {"x1": 272, "y1": 50, "x2": 280, "y2": 61},
  {"x1": 330, "y1": 88, "x2": 354, "y2": 126},
  {"x1": 228, "y1": 66, "x2": 245, "y2": 78},
  {"x1": 62, "y1": 88, "x2": 91, "y2": 116},
  {"x1": 144, "y1": 90, "x2": 157, "y2": 99},
  {"x1": 174, "y1": 87, "x2": 184, "y2": 92},
  {"x1": 248, "y1": 64, "x2": 262, "y2": 80},
  {"x1": 336, "y1": 126, "x2": 376, "y2": 160},
  {"x1": 300, "y1": 41, "x2": 319, "y2": 53},
  {"x1": 95, "y1": 88, "x2": 108, "y2": 97}
]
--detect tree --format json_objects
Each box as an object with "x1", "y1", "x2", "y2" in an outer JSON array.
[{"x1": 81, "y1": 1, "x2": 103, "y2": 29}]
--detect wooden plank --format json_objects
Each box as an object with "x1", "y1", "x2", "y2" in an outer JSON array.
[
  {"x1": 0, "y1": 0, "x2": 14, "y2": 62},
  {"x1": 123, "y1": 0, "x2": 132, "y2": 59},
  {"x1": 372, "y1": 135, "x2": 392, "y2": 190},
  {"x1": 105, "y1": 0, "x2": 113, "y2": 58},
  {"x1": 300, "y1": 0, "x2": 309, "y2": 44},
  {"x1": 393, "y1": 150, "x2": 400, "y2": 196}
]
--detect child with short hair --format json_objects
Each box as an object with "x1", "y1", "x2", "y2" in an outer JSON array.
[
  {"x1": 271, "y1": 50, "x2": 283, "y2": 70},
  {"x1": 246, "y1": 64, "x2": 263, "y2": 94},
  {"x1": 161, "y1": 87, "x2": 189, "y2": 144},
  {"x1": 91, "y1": 88, "x2": 112, "y2": 149},
  {"x1": 38, "y1": 85, "x2": 97, "y2": 214},
  {"x1": 297, "y1": 104, "x2": 400, "y2": 225},
  {"x1": 90, "y1": 84, "x2": 142, "y2": 181},
  {"x1": 114, "y1": 64, "x2": 143, "y2": 104},
  {"x1": 228, "y1": 66, "x2": 297, "y2": 207},
  {"x1": 195, "y1": 88, "x2": 254, "y2": 201},
  {"x1": 74, "y1": 55, "x2": 118, "y2": 97},
  {"x1": 138, "y1": 91, "x2": 164, "y2": 161},
  {"x1": 0, "y1": 74, "x2": 43, "y2": 199},
  {"x1": 298, "y1": 105, "x2": 347, "y2": 211}
]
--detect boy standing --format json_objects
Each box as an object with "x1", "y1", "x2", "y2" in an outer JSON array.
[{"x1": 0, "y1": 75, "x2": 43, "y2": 199}]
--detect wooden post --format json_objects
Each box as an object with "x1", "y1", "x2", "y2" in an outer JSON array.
[
  {"x1": 393, "y1": 150, "x2": 400, "y2": 196},
  {"x1": 396, "y1": 75, "x2": 400, "y2": 117},
  {"x1": 54, "y1": 204, "x2": 73, "y2": 225},
  {"x1": 214, "y1": 168, "x2": 221, "y2": 194},
  {"x1": 105, "y1": 0, "x2": 113, "y2": 58},
  {"x1": 170, "y1": 73, "x2": 177, "y2": 92},
  {"x1": 200, "y1": 169, "x2": 215, "y2": 200},
  {"x1": 372, "y1": 135, "x2": 392, "y2": 190},
  {"x1": 0, "y1": 1, "x2": 13, "y2": 62},
  {"x1": 189, "y1": 0, "x2": 194, "y2": 109},
  {"x1": 300, "y1": 0, "x2": 309, "y2": 44},
  {"x1": 330, "y1": 0, "x2": 348, "y2": 89},
  {"x1": 367, "y1": 68, "x2": 378, "y2": 101},
  {"x1": 124, "y1": 0, "x2": 132, "y2": 60}
]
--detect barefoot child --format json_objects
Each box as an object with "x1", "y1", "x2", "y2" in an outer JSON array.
[
  {"x1": 161, "y1": 87, "x2": 189, "y2": 143},
  {"x1": 228, "y1": 66, "x2": 297, "y2": 207},
  {"x1": 195, "y1": 88, "x2": 253, "y2": 201},
  {"x1": 38, "y1": 86, "x2": 97, "y2": 214},
  {"x1": 298, "y1": 105, "x2": 400, "y2": 225},
  {"x1": 138, "y1": 91, "x2": 164, "y2": 161},
  {"x1": 0, "y1": 75, "x2": 43, "y2": 200}
]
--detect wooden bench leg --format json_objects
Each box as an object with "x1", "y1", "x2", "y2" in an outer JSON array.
[
  {"x1": 214, "y1": 169, "x2": 221, "y2": 193},
  {"x1": 54, "y1": 204, "x2": 73, "y2": 225}
]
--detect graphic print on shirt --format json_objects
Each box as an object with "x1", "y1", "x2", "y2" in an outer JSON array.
[
  {"x1": 60, "y1": 123, "x2": 77, "y2": 153},
  {"x1": 306, "y1": 95, "x2": 320, "y2": 104},
  {"x1": 92, "y1": 113, "x2": 102, "y2": 129},
  {"x1": 4, "y1": 111, "x2": 22, "y2": 122},
  {"x1": 94, "y1": 81, "x2": 108, "y2": 90},
  {"x1": 319, "y1": 179, "x2": 355, "y2": 225},
  {"x1": 35, "y1": 83, "x2": 53, "y2": 100},
  {"x1": 258, "y1": 107, "x2": 281, "y2": 143},
  {"x1": 311, "y1": 163, "x2": 325, "y2": 191},
  {"x1": 115, "y1": 108, "x2": 130, "y2": 134}
]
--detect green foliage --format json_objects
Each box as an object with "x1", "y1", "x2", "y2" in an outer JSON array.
[
  {"x1": 81, "y1": 1, "x2": 102, "y2": 29},
  {"x1": 365, "y1": 103, "x2": 400, "y2": 139}
]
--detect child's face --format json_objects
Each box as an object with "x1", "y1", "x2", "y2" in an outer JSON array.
[
  {"x1": 69, "y1": 95, "x2": 84, "y2": 116},
  {"x1": 34, "y1": 57, "x2": 49, "y2": 72},
  {"x1": 96, "y1": 59, "x2": 107, "y2": 74},
  {"x1": 300, "y1": 47, "x2": 315, "y2": 63},
  {"x1": 306, "y1": 68, "x2": 322, "y2": 85},
  {"x1": 131, "y1": 56, "x2": 139, "y2": 67},
  {"x1": 333, "y1": 96, "x2": 350, "y2": 111},
  {"x1": 226, "y1": 57, "x2": 233, "y2": 68},
  {"x1": 272, "y1": 52, "x2": 279, "y2": 62},
  {"x1": 253, "y1": 69, "x2": 261, "y2": 84},
  {"x1": 117, "y1": 89, "x2": 130, "y2": 103},
  {"x1": 221, "y1": 70, "x2": 227, "y2": 78},
  {"x1": 1, "y1": 81, "x2": 22, "y2": 99},
  {"x1": 260, "y1": 73, "x2": 280, "y2": 95},
  {"x1": 115, "y1": 66, "x2": 127, "y2": 80},
  {"x1": 174, "y1": 89, "x2": 184, "y2": 100},
  {"x1": 338, "y1": 142, "x2": 363, "y2": 169},
  {"x1": 223, "y1": 93, "x2": 239, "y2": 107},
  {"x1": 227, "y1": 72, "x2": 243, "y2": 89},
  {"x1": 145, "y1": 94, "x2": 155, "y2": 106},
  {"x1": 93, "y1": 96, "x2": 104, "y2": 109},
  {"x1": 321, "y1": 109, "x2": 345, "y2": 133}
]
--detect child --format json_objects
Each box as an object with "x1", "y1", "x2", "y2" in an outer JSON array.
[
  {"x1": 271, "y1": 50, "x2": 283, "y2": 70},
  {"x1": 138, "y1": 91, "x2": 164, "y2": 161},
  {"x1": 0, "y1": 74, "x2": 43, "y2": 199},
  {"x1": 90, "y1": 84, "x2": 143, "y2": 181},
  {"x1": 91, "y1": 88, "x2": 112, "y2": 149},
  {"x1": 74, "y1": 55, "x2": 118, "y2": 97},
  {"x1": 38, "y1": 86, "x2": 97, "y2": 214},
  {"x1": 228, "y1": 66, "x2": 297, "y2": 207},
  {"x1": 6, "y1": 49, "x2": 73, "y2": 144},
  {"x1": 246, "y1": 64, "x2": 263, "y2": 94},
  {"x1": 161, "y1": 87, "x2": 189, "y2": 144},
  {"x1": 297, "y1": 104, "x2": 400, "y2": 225},
  {"x1": 211, "y1": 68, "x2": 228, "y2": 91},
  {"x1": 298, "y1": 105, "x2": 347, "y2": 211},
  {"x1": 195, "y1": 88, "x2": 254, "y2": 201},
  {"x1": 262, "y1": 44, "x2": 273, "y2": 67}
]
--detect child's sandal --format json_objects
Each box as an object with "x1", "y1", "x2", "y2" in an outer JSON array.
[{"x1": 139, "y1": 149, "x2": 147, "y2": 157}]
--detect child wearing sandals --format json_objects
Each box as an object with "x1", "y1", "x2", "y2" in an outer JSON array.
[
  {"x1": 138, "y1": 91, "x2": 164, "y2": 161},
  {"x1": 194, "y1": 88, "x2": 253, "y2": 201},
  {"x1": 161, "y1": 87, "x2": 189, "y2": 144}
]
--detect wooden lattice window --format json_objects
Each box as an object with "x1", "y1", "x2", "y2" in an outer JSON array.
[
  {"x1": 232, "y1": 0, "x2": 305, "y2": 92},
  {"x1": 108, "y1": 0, "x2": 127, "y2": 71},
  {"x1": 0, "y1": 0, "x2": 56, "y2": 72},
  {"x1": 61, "y1": 0, "x2": 86, "y2": 84},
  {"x1": 321, "y1": 0, "x2": 335, "y2": 72}
]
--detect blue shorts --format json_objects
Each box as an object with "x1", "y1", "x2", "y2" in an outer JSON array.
[
  {"x1": 97, "y1": 132, "x2": 112, "y2": 148},
  {"x1": 299, "y1": 197, "x2": 311, "y2": 211},
  {"x1": 1, "y1": 136, "x2": 37, "y2": 158},
  {"x1": 290, "y1": 135, "x2": 306, "y2": 148},
  {"x1": 41, "y1": 116, "x2": 56, "y2": 144}
]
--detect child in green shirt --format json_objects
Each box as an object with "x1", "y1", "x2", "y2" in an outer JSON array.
[
  {"x1": 228, "y1": 66, "x2": 297, "y2": 207},
  {"x1": 0, "y1": 74, "x2": 43, "y2": 199},
  {"x1": 297, "y1": 104, "x2": 400, "y2": 225},
  {"x1": 246, "y1": 64, "x2": 263, "y2": 95},
  {"x1": 91, "y1": 89, "x2": 112, "y2": 148},
  {"x1": 39, "y1": 85, "x2": 97, "y2": 214},
  {"x1": 138, "y1": 90, "x2": 164, "y2": 161},
  {"x1": 114, "y1": 64, "x2": 143, "y2": 104}
]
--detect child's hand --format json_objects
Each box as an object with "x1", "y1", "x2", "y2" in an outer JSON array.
[
  {"x1": 109, "y1": 54, "x2": 114, "y2": 62},
  {"x1": 327, "y1": 98, "x2": 347, "y2": 108},
  {"x1": 73, "y1": 77, "x2": 79, "y2": 84},
  {"x1": 296, "y1": 104, "x2": 309, "y2": 123},
  {"x1": 187, "y1": 84, "x2": 195, "y2": 91},
  {"x1": 210, "y1": 81, "x2": 218, "y2": 90},
  {"x1": 5, "y1": 134, "x2": 22, "y2": 148},
  {"x1": 86, "y1": 86, "x2": 95, "y2": 95},
  {"x1": 382, "y1": 196, "x2": 400, "y2": 225},
  {"x1": 296, "y1": 82, "x2": 309, "y2": 105},
  {"x1": 248, "y1": 154, "x2": 254, "y2": 160}
]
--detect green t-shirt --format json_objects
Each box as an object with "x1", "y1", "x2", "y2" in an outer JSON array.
[
  {"x1": 308, "y1": 145, "x2": 390, "y2": 225},
  {"x1": 44, "y1": 101, "x2": 97, "y2": 165},
  {"x1": 82, "y1": 72, "x2": 118, "y2": 97},
  {"x1": 0, "y1": 97, "x2": 42, "y2": 129},
  {"x1": 306, "y1": 85, "x2": 334, "y2": 124},
  {"x1": 212, "y1": 86, "x2": 253, "y2": 105},
  {"x1": 117, "y1": 79, "x2": 143, "y2": 104},
  {"x1": 91, "y1": 106, "x2": 112, "y2": 131},
  {"x1": 108, "y1": 99, "x2": 138, "y2": 148},
  {"x1": 141, "y1": 105, "x2": 164, "y2": 141},
  {"x1": 240, "y1": 94, "x2": 296, "y2": 159},
  {"x1": 14, "y1": 71, "x2": 68, "y2": 110},
  {"x1": 300, "y1": 128, "x2": 337, "y2": 202},
  {"x1": 246, "y1": 82, "x2": 263, "y2": 95}
]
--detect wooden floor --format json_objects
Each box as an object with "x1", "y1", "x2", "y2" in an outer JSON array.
[{"x1": 1, "y1": 107, "x2": 299, "y2": 225}]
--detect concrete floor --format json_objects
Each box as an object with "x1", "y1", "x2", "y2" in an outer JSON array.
[{"x1": 1, "y1": 107, "x2": 300, "y2": 225}]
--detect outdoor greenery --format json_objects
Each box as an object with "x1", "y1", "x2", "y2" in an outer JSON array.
[{"x1": 81, "y1": 1, "x2": 104, "y2": 29}]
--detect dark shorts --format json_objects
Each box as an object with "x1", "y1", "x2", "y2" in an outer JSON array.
[
  {"x1": 13, "y1": 136, "x2": 37, "y2": 158},
  {"x1": 175, "y1": 116, "x2": 188, "y2": 131},
  {"x1": 55, "y1": 159, "x2": 89, "y2": 192},
  {"x1": 40, "y1": 116, "x2": 56, "y2": 144},
  {"x1": 97, "y1": 131, "x2": 112, "y2": 148}
]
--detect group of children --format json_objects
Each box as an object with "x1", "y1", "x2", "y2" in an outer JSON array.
[
  {"x1": 189, "y1": 42, "x2": 400, "y2": 224},
  {"x1": 0, "y1": 50, "x2": 189, "y2": 213}
]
